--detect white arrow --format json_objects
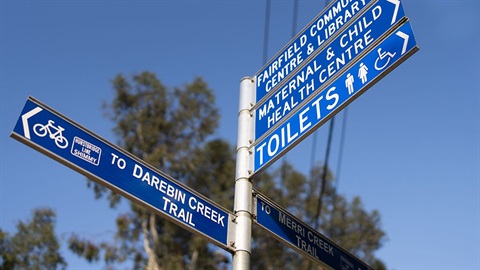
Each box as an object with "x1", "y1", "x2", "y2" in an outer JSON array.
[
  {"x1": 396, "y1": 31, "x2": 409, "y2": 55},
  {"x1": 21, "y1": 107, "x2": 43, "y2": 139},
  {"x1": 387, "y1": 0, "x2": 400, "y2": 25}
]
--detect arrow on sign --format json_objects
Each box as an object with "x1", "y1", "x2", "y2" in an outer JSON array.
[
  {"x1": 396, "y1": 30, "x2": 409, "y2": 54},
  {"x1": 21, "y1": 107, "x2": 43, "y2": 139},
  {"x1": 387, "y1": 0, "x2": 401, "y2": 25}
]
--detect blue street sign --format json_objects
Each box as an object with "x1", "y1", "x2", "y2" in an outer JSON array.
[
  {"x1": 255, "y1": 0, "x2": 375, "y2": 103},
  {"x1": 255, "y1": 192, "x2": 372, "y2": 270},
  {"x1": 253, "y1": 0, "x2": 406, "y2": 140},
  {"x1": 11, "y1": 97, "x2": 234, "y2": 251},
  {"x1": 251, "y1": 20, "x2": 418, "y2": 175}
]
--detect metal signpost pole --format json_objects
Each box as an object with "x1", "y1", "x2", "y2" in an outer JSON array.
[{"x1": 232, "y1": 77, "x2": 255, "y2": 270}]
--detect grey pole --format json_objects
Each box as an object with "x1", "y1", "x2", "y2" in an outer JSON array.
[{"x1": 232, "y1": 77, "x2": 254, "y2": 270}]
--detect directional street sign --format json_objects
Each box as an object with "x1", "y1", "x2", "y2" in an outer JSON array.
[
  {"x1": 11, "y1": 97, "x2": 235, "y2": 251},
  {"x1": 255, "y1": 192, "x2": 372, "y2": 270},
  {"x1": 251, "y1": 20, "x2": 418, "y2": 175},
  {"x1": 255, "y1": 0, "x2": 375, "y2": 103},
  {"x1": 253, "y1": 0, "x2": 406, "y2": 140}
]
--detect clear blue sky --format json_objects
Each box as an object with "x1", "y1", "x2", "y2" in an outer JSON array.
[{"x1": 1, "y1": 0, "x2": 479, "y2": 269}]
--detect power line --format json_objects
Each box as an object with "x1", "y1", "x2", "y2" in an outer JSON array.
[
  {"x1": 282, "y1": 0, "x2": 299, "y2": 167},
  {"x1": 262, "y1": 0, "x2": 349, "y2": 220},
  {"x1": 310, "y1": 0, "x2": 332, "y2": 228},
  {"x1": 309, "y1": 0, "x2": 351, "y2": 228},
  {"x1": 262, "y1": 0, "x2": 271, "y2": 65},
  {"x1": 313, "y1": 117, "x2": 335, "y2": 229},
  {"x1": 291, "y1": 0, "x2": 299, "y2": 39},
  {"x1": 333, "y1": 108, "x2": 349, "y2": 210}
]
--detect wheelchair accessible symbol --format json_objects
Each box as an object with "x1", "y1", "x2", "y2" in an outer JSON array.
[{"x1": 374, "y1": 48, "x2": 396, "y2": 70}]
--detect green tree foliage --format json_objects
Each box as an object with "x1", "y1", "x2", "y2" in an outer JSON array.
[
  {"x1": 0, "y1": 208, "x2": 66, "y2": 270},
  {"x1": 68, "y1": 71, "x2": 386, "y2": 269}
]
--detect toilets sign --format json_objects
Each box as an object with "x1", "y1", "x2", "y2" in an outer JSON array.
[
  {"x1": 251, "y1": 20, "x2": 418, "y2": 174},
  {"x1": 11, "y1": 97, "x2": 234, "y2": 251}
]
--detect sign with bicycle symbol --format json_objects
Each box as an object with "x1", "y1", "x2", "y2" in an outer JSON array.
[
  {"x1": 12, "y1": 100, "x2": 103, "y2": 167},
  {"x1": 33, "y1": 120, "x2": 69, "y2": 149},
  {"x1": 11, "y1": 97, "x2": 235, "y2": 251}
]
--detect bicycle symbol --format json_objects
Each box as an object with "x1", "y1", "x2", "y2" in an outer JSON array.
[
  {"x1": 33, "y1": 120, "x2": 69, "y2": 149},
  {"x1": 374, "y1": 48, "x2": 396, "y2": 71}
]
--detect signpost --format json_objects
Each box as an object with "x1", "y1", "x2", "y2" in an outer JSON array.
[
  {"x1": 253, "y1": 0, "x2": 406, "y2": 140},
  {"x1": 10, "y1": 97, "x2": 235, "y2": 252},
  {"x1": 251, "y1": 20, "x2": 418, "y2": 175},
  {"x1": 255, "y1": 192, "x2": 373, "y2": 270},
  {"x1": 10, "y1": 0, "x2": 419, "y2": 269}
]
